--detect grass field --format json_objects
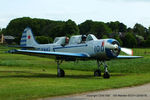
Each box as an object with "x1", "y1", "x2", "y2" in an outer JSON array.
[{"x1": 0, "y1": 45, "x2": 150, "y2": 100}]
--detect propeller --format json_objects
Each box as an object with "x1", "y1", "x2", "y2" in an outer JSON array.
[
  {"x1": 105, "y1": 42, "x2": 133, "y2": 56},
  {"x1": 121, "y1": 48, "x2": 133, "y2": 56}
]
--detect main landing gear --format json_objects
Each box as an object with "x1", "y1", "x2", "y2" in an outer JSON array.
[
  {"x1": 56, "y1": 60, "x2": 65, "y2": 77},
  {"x1": 94, "y1": 60, "x2": 110, "y2": 79},
  {"x1": 56, "y1": 59, "x2": 110, "y2": 78}
]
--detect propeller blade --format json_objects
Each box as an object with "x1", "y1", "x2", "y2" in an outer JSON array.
[{"x1": 121, "y1": 48, "x2": 133, "y2": 56}]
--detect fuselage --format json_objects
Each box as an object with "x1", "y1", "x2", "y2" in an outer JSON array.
[
  {"x1": 32, "y1": 39, "x2": 120, "y2": 60},
  {"x1": 20, "y1": 28, "x2": 120, "y2": 60}
]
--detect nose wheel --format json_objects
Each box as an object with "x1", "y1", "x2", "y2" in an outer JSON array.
[
  {"x1": 103, "y1": 61, "x2": 110, "y2": 79},
  {"x1": 103, "y1": 72, "x2": 110, "y2": 78}
]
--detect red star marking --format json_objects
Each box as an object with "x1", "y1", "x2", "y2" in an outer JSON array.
[
  {"x1": 102, "y1": 41, "x2": 104, "y2": 46},
  {"x1": 28, "y1": 35, "x2": 31, "y2": 39}
]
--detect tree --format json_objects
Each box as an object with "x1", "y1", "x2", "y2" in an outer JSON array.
[
  {"x1": 133, "y1": 23, "x2": 147, "y2": 37},
  {"x1": 143, "y1": 35, "x2": 150, "y2": 47},
  {"x1": 5, "y1": 17, "x2": 76, "y2": 43},
  {"x1": 79, "y1": 20, "x2": 112, "y2": 38},
  {"x1": 114, "y1": 35, "x2": 123, "y2": 46},
  {"x1": 107, "y1": 21, "x2": 127, "y2": 33},
  {"x1": 118, "y1": 23, "x2": 127, "y2": 32},
  {"x1": 127, "y1": 27, "x2": 133, "y2": 33},
  {"x1": 102, "y1": 35, "x2": 108, "y2": 39},
  {"x1": 147, "y1": 27, "x2": 150, "y2": 38},
  {"x1": 1, "y1": 28, "x2": 6, "y2": 35},
  {"x1": 43, "y1": 22, "x2": 65, "y2": 39},
  {"x1": 5, "y1": 17, "x2": 79, "y2": 44},
  {"x1": 135, "y1": 35, "x2": 144, "y2": 47},
  {"x1": 4, "y1": 17, "x2": 150, "y2": 47},
  {"x1": 63, "y1": 19, "x2": 79, "y2": 36},
  {"x1": 0, "y1": 28, "x2": 1, "y2": 35},
  {"x1": 78, "y1": 20, "x2": 93, "y2": 35},
  {"x1": 90, "y1": 22, "x2": 112, "y2": 38},
  {"x1": 107, "y1": 21, "x2": 119, "y2": 33},
  {"x1": 123, "y1": 33, "x2": 137, "y2": 48},
  {"x1": 36, "y1": 36, "x2": 53, "y2": 44}
]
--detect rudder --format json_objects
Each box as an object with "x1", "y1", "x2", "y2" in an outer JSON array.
[{"x1": 20, "y1": 27, "x2": 38, "y2": 47}]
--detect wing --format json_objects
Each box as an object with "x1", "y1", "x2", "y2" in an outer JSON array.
[
  {"x1": 117, "y1": 55, "x2": 143, "y2": 59},
  {"x1": 8, "y1": 49, "x2": 90, "y2": 58}
]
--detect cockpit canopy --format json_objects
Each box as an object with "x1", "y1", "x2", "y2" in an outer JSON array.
[
  {"x1": 69, "y1": 34, "x2": 97, "y2": 44},
  {"x1": 53, "y1": 36, "x2": 66, "y2": 45},
  {"x1": 86, "y1": 34, "x2": 98, "y2": 41},
  {"x1": 69, "y1": 35, "x2": 82, "y2": 44},
  {"x1": 53, "y1": 34, "x2": 98, "y2": 45}
]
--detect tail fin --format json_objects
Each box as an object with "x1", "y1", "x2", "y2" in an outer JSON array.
[{"x1": 20, "y1": 27, "x2": 38, "y2": 47}]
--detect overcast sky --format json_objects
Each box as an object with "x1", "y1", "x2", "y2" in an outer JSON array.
[{"x1": 0, "y1": 0, "x2": 150, "y2": 28}]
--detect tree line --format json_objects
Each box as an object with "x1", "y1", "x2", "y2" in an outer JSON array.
[{"x1": 0, "y1": 17, "x2": 150, "y2": 47}]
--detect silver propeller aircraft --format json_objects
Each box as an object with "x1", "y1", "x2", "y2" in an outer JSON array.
[{"x1": 9, "y1": 27, "x2": 142, "y2": 78}]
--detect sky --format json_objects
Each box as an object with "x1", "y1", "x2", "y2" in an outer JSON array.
[{"x1": 0, "y1": 0, "x2": 150, "y2": 28}]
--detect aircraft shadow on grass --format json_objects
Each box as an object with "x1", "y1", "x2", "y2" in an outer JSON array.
[{"x1": 0, "y1": 71, "x2": 126, "y2": 79}]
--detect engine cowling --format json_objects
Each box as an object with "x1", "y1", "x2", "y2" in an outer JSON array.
[{"x1": 105, "y1": 39, "x2": 121, "y2": 58}]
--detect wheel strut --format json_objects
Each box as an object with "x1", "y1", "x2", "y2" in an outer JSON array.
[
  {"x1": 94, "y1": 60, "x2": 102, "y2": 76},
  {"x1": 56, "y1": 60, "x2": 65, "y2": 77}
]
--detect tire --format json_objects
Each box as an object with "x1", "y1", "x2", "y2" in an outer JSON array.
[
  {"x1": 103, "y1": 72, "x2": 110, "y2": 79},
  {"x1": 57, "y1": 69, "x2": 65, "y2": 77},
  {"x1": 94, "y1": 70, "x2": 101, "y2": 76}
]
